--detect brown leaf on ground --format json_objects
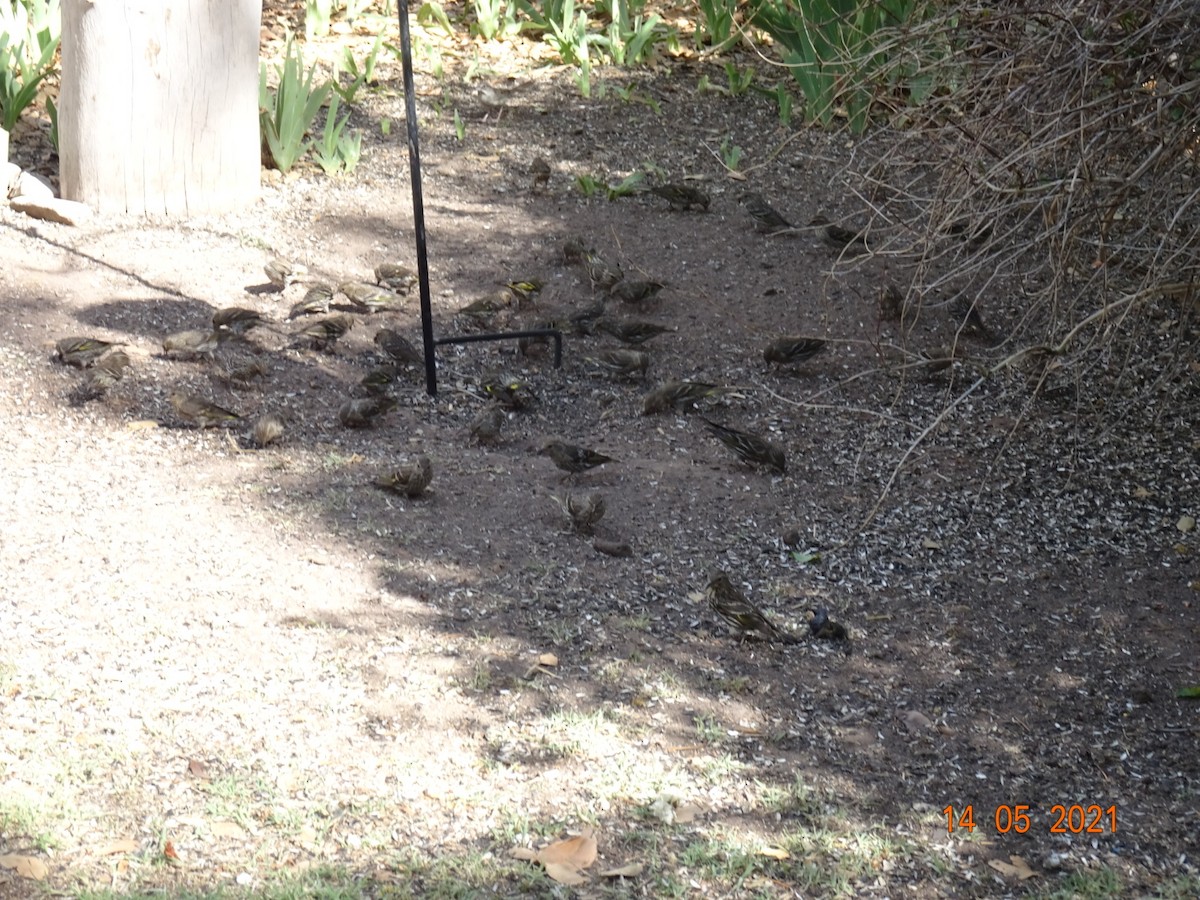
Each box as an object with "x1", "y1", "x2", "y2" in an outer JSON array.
[
  {"x1": 989, "y1": 855, "x2": 1038, "y2": 880},
  {"x1": 96, "y1": 840, "x2": 138, "y2": 856},
  {"x1": 599, "y1": 862, "x2": 644, "y2": 877},
  {"x1": 543, "y1": 862, "x2": 589, "y2": 885},
  {"x1": 536, "y1": 833, "x2": 598, "y2": 868},
  {"x1": 0, "y1": 854, "x2": 49, "y2": 880}
]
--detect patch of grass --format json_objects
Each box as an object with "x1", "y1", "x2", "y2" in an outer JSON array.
[
  {"x1": 0, "y1": 797, "x2": 60, "y2": 852},
  {"x1": 758, "y1": 775, "x2": 825, "y2": 825},
  {"x1": 1032, "y1": 866, "x2": 1125, "y2": 899},
  {"x1": 692, "y1": 712, "x2": 725, "y2": 744}
]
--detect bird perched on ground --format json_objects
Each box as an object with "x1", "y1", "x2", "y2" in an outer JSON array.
[
  {"x1": 55, "y1": 336, "x2": 122, "y2": 368},
  {"x1": 217, "y1": 357, "x2": 269, "y2": 387},
  {"x1": 374, "y1": 263, "x2": 417, "y2": 293},
  {"x1": 642, "y1": 380, "x2": 723, "y2": 415},
  {"x1": 808, "y1": 607, "x2": 851, "y2": 654},
  {"x1": 291, "y1": 314, "x2": 354, "y2": 351},
  {"x1": 648, "y1": 182, "x2": 710, "y2": 211},
  {"x1": 704, "y1": 418, "x2": 787, "y2": 475},
  {"x1": 809, "y1": 214, "x2": 867, "y2": 254},
  {"x1": 374, "y1": 328, "x2": 423, "y2": 366},
  {"x1": 530, "y1": 156, "x2": 551, "y2": 190},
  {"x1": 506, "y1": 279, "x2": 544, "y2": 305},
  {"x1": 582, "y1": 251, "x2": 623, "y2": 290},
  {"x1": 561, "y1": 237, "x2": 588, "y2": 265},
  {"x1": 705, "y1": 571, "x2": 798, "y2": 643},
  {"x1": 456, "y1": 291, "x2": 511, "y2": 323},
  {"x1": 554, "y1": 492, "x2": 606, "y2": 535},
  {"x1": 763, "y1": 336, "x2": 828, "y2": 368},
  {"x1": 75, "y1": 350, "x2": 132, "y2": 399},
  {"x1": 212, "y1": 306, "x2": 266, "y2": 334},
  {"x1": 481, "y1": 372, "x2": 536, "y2": 411},
  {"x1": 468, "y1": 404, "x2": 505, "y2": 445},
  {"x1": 585, "y1": 348, "x2": 651, "y2": 380},
  {"x1": 538, "y1": 439, "x2": 614, "y2": 477},
  {"x1": 168, "y1": 390, "x2": 241, "y2": 428},
  {"x1": 950, "y1": 297, "x2": 994, "y2": 341},
  {"x1": 92, "y1": 349, "x2": 132, "y2": 380},
  {"x1": 288, "y1": 283, "x2": 334, "y2": 319},
  {"x1": 162, "y1": 329, "x2": 226, "y2": 358},
  {"x1": 878, "y1": 283, "x2": 905, "y2": 322},
  {"x1": 596, "y1": 318, "x2": 674, "y2": 345},
  {"x1": 919, "y1": 345, "x2": 964, "y2": 374},
  {"x1": 264, "y1": 257, "x2": 304, "y2": 288},
  {"x1": 739, "y1": 192, "x2": 794, "y2": 234},
  {"x1": 339, "y1": 281, "x2": 404, "y2": 313},
  {"x1": 609, "y1": 279, "x2": 666, "y2": 306},
  {"x1": 338, "y1": 396, "x2": 397, "y2": 428},
  {"x1": 251, "y1": 413, "x2": 285, "y2": 448},
  {"x1": 360, "y1": 365, "x2": 400, "y2": 396},
  {"x1": 375, "y1": 454, "x2": 433, "y2": 498}
]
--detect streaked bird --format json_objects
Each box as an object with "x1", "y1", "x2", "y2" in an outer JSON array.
[
  {"x1": 468, "y1": 405, "x2": 505, "y2": 445},
  {"x1": 878, "y1": 283, "x2": 905, "y2": 322},
  {"x1": 212, "y1": 306, "x2": 266, "y2": 334},
  {"x1": 530, "y1": 156, "x2": 551, "y2": 189},
  {"x1": 481, "y1": 372, "x2": 536, "y2": 411},
  {"x1": 582, "y1": 251, "x2": 623, "y2": 290},
  {"x1": 168, "y1": 390, "x2": 241, "y2": 428},
  {"x1": 339, "y1": 280, "x2": 404, "y2": 313},
  {"x1": 506, "y1": 279, "x2": 544, "y2": 304},
  {"x1": 561, "y1": 237, "x2": 588, "y2": 265},
  {"x1": 291, "y1": 314, "x2": 354, "y2": 351},
  {"x1": 55, "y1": 336, "x2": 121, "y2": 368},
  {"x1": 919, "y1": 345, "x2": 963, "y2": 373},
  {"x1": 374, "y1": 263, "x2": 417, "y2": 293},
  {"x1": 538, "y1": 439, "x2": 614, "y2": 476},
  {"x1": 649, "y1": 182, "x2": 709, "y2": 211},
  {"x1": 78, "y1": 350, "x2": 132, "y2": 399},
  {"x1": 563, "y1": 299, "x2": 607, "y2": 335},
  {"x1": 739, "y1": 192, "x2": 794, "y2": 233},
  {"x1": 596, "y1": 318, "x2": 674, "y2": 345},
  {"x1": 251, "y1": 413, "x2": 285, "y2": 448},
  {"x1": 163, "y1": 329, "x2": 226, "y2": 358},
  {"x1": 555, "y1": 492, "x2": 606, "y2": 534},
  {"x1": 360, "y1": 365, "x2": 400, "y2": 396},
  {"x1": 704, "y1": 418, "x2": 787, "y2": 475},
  {"x1": 457, "y1": 291, "x2": 511, "y2": 321},
  {"x1": 217, "y1": 358, "x2": 269, "y2": 387},
  {"x1": 808, "y1": 607, "x2": 852, "y2": 654},
  {"x1": 585, "y1": 348, "x2": 651, "y2": 380},
  {"x1": 809, "y1": 214, "x2": 867, "y2": 253},
  {"x1": 338, "y1": 396, "x2": 397, "y2": 428},
  {"x1": 609, "y1": 279, "x2": 665, "y2": 305},
  {"x1": 93, "y1": 349, "x2": 132, "y2": 379},
  {"x1": 375, "y1": 455, "x2": 433, "y2": 498},
  {"x1": 288, "y1": 283, "x2": 334, "y2": 319},
  {"x1": 642, "y1": 380, "x2": 722, "y2": 415},
  {"x1": 264, "y1": 257, "x2": 304, "y2": 288},
  {"x1": 705, "y1": 571, "x2": 798, "y2": 643},
  {"x1": 951, "y1": 297, "x2": 993, "y2": 341},
  {"x1": 374, "y1": 328, "x2": 423, "y2": 366},
  {"x1": 763, "y1": 336, "x2": 827, "y2": 367}
]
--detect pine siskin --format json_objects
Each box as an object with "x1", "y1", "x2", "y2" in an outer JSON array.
[
  {"x1": 75, "y1": 367, "x2": 119, "y2": 401},
  {"x1": 506, "y1": 279, "x2": 544, "y2": 304},
  {"x1": 584, "y1": 348, "x2": 651, "y2": 380},
  {"x1": 339, "y1": 281, "x2": 404, "y2": 313},
  {"x1": 649, "y1": 182, "x2": 710, "y2": 211},
  {"x1": 704, "y1": 418, "x2": 787, "y2": 475},
  {"x1": 163, "y1": 329, "x2": 226, "y2": 358},
  {"x1": 468, "y1": 404, "x2": 505, "y2": 445},
  {"x1": 481, "y1": 372, "x2": 536, "y2": 411},
  {"x1": 563, "y1": 299, "x2": 607, "y2": 336},
  {"x1": 168, "y1": 390, "x2": 241, "y2": 427},
  {"x1": 530, "y1": 156, "x2": 552, "y2": 190},
  {"x1": 291, "y1": 314, "x2": 354, "y2": 351},
  {"x1": 555, "y1": 492, "x2": 605, "y2": 534},
  {"x1": 374, "y1": 454, "x2": 433, "y2": 498},
  {"x1": 705, "y1": 571, "x2": 798, "y2": 643},
  {"x1": 809, "y1": 214, "x2": 867, "y2": 253},
  {"x1": 538, "y1": 439, "x2": 615, "y2": 476},
  {"x1": 360, "y1": 365, "x2": 400, "y2": 395},
  {"x1": 217, "y1": 357, "x2": 269, "y2": 387},
  {"x1": 212, "y1": 306, "x2": 266, "y2": 334},
  {"x1": 457, "y1": 291, "x2": 511, "y2": 321},
  {"x1": 289, "y1": 283, "x2": 334, "y2": 319},
  {"x1": 918, "y1": 345, "x2": 963, "y2": 374},
  {"x1": 878, "y1": 283, "x2": 905, "y2": 322},
  {"x1": 561, "y1": 237, "x2": 588, "y2": 265},
  {"x1": 739, "y1": 192, "x2": 794, "y2": 233},
  {"x1": 264, "y1": 257, "x2": 304, "y2": 288},
  {"x1": 93, "y1": 349, "x2": 132, "y2": 379},
  {"x1": 763, "y1": 336, "x2": 827, "y2": 367},
  {"x1": 950, "y1": 297, "x2": 993, "y2": 341},
  {"x1": 582, "y1": 251, "x2": 623, "y2": 290},
  {"x1": 642, "y1": 380, "x2": 722, "y2": 415},
  {"x1": 609, "y1": 279, "x2": 666, "y2": 305},
  {"x1": 596, "y1": 318, "x2": 674, "y2": 345},
  {"x1": 374, "y1": 263, "x2": 418, "y2": 293},
  {"x1": 55, "y1": 337, "x2": 121, "y2": 368},
  {"x1": 251, "y1": 413, "x2": 285, "y2": 448},
  {"x1": 338, "y1": 396, "x2": 397, "y2": 428},
  {"x1": 374, "y1": 328, "x2": 423, "y2": 366},
  {"x1": 808, "y1": 607, "x2": 852, "y2": 654}
]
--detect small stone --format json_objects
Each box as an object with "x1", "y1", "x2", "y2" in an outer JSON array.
[
  {"x1": 593, "y1": 539, "x2": 633, "y2": 558},
  {"x1": 781, "y1": 528, "x2": 801, "y2": 547},
  {"x1": 11, "y1": 196, "x2": 94, "y2": 226},
  {"x1": 13, "y1": 170, "x2": 54, "y2": 200}
]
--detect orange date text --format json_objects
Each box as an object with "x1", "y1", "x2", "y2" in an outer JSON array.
[{"x1": 942, "y1": 804, "x2": 1117, "y2": 835}]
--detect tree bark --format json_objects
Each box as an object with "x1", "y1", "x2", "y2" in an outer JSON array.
[{"x1": 59, "y1": 0, "x2": 261, "y2": 217}]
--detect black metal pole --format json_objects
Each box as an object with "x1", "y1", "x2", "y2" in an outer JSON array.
[{"x1": 396, "y1": 0, "x2": 437, "y2": 396}]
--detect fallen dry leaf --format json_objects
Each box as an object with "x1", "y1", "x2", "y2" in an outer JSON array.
[
  {"x1": 187, "y1": 759, "x2": 209, "y2": 778},
  {"x1": 543, "y1": 861, "x2": 589, "y2": 885},
  {"x1": 96, "y1": 839, "x2": 138, "y2": 856},
  {"x1": 163, "y1": 841, "x2": 180, "y2": 860},
  {"x1": 537, "y1": 652, "x2": 558, "y2": 667},
  {"x1": 0, "y1": 854, "x2": 48, "y2": 880},
  {"x1": 125, "y1": 420, "x2": 159, "y2": 431},
  {"x1": 599, "y1": 862, "x2": 644, "y2": 877},
  {"x1": 758, "y1": 846, "x2": 790, "y2": 860},
  {"x1": 211, "y1": 820, "x2": 247, "y2": 839},
  {"x1": 510, "y1": 847, "x2": 538, "y2": 861},
  {"x1": 536, "y1": 833, "x2": 597, "y2": 868},
  {"x1": 989, "y1": 855, "x2": 1037, "y2": 880},
  {"x1": 675, "y1": 802, "x2": 702, "y2": 823}
]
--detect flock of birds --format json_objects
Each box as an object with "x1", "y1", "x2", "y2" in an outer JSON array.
[{"x1": 40, "y1": 177, "x2": 999, "y2": 651}]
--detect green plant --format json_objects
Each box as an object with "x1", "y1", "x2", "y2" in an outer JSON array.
[
  {"x1": 0, "y1": 2, "x2": 60, "y2": 132},
  {"x1": 576, "y1": 174, "x2": 603, "y2": 198},
  {"x1": 696, "y1": 0, "x2": 738, "y2": 51},
  {"x1": 594, "y1": 1, "x2": 667, "y2": 67},
  {"x1": 724, "y1": 61, "x2": 754, "y2": 95},
  {"x1": 471, "y1": 0, "x2": 521, "y2": 40},
  {"x1": 314, "y1": 94, "x2": 362, "y2": 176},
  {"x1": 259, "y1": 37, "x2": 333, "y2": 173},
  {"x1": 416, "y1": 1, "x2": 455, "y2": 37},
  {"x1": 452, "y1": 108, "x2": 465, "y2": 141},
  {"x1": 332, "y1": 34, "x2": 384, "y2": 103},
  {"x1": 44, "y1": 93, "x2": 56, "y2": 149},
  {"x1": 719, "y1": 137, "x2": 742, "y2": 171},
  {"x1": 305, "y1": 0, "x2": 336, "y2": 41}
]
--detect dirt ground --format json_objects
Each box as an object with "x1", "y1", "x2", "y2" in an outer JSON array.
[{"x1": 1, "y1": 11, "x2": 1198, "y2": 900}]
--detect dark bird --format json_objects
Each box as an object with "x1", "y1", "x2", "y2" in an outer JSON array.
[
  {"x1": 555, "y1": 492, "x2": 605, "y2": 534},
  {"x1": 374, "y1": 328, "x2": 423, "y2": 366},
  {"x1": 339, "y1": 281, "x2": 404, "y2": 313},
  {"x1": 530, "y1": 156, "x2": 552, "y2": 190},
  {"x1": 585, "y1": 348, "x2": 651, "y2": 380},
  {"x1": 808, "y1": 607, "x2": 852, "y2": 653},
  {"x1": 950, "y1": 297, "x2": 994, "y2": 341},
  {"x1": 338, "y1": 396, "x2": 397, "y2": 428},
  {"x1": 739, "y1": 192, "x2": 794, "y2": 233},
  {"x1": 457, "y1": 291, "x2": 511, "y2": 321},
  {"x1": 919, "y1": 345, "x2": 963, "y2": 374},
  {"x1": 764, "y1": 336, "x2": 827, "y2": 367},
  {"x1": 374, "y1": 263, "x2": 417, "y2": 293},
  {"x1": 162, "y1": 329, "x2": 227, "y2": 358},
  {"x1": 76, "y1": 350, "x2": 132, "y2": 399},
  {"x1": 288, "y1": 283, "x2": 334, "y2": 319},
  {"x1": 561, "y1": 237, "x2": 588, "y2": 265},
  {"x1": 609, "y1": 279, "x2": 666, "y2": 305},
  {"x1": 809, "y1": 214, "x2": 867, "y2": 253},
  {"x1": 538, "y1": 439, "x2": 614, "y2": 476},
  {"x1": 168, "y1": 390, "x2": 241, "y2": 428},
  {"x1": 360, "y1": 365, "x2": 400, "y2": 396},
  {"x1": 649, "y1": 182, "x2": 709, "y2": 211},
  {"x1": 212, "y1": 306, "x2": 266, "y2": 334},
  {"x1": 291, "y1": 314, "x2": 354, "y2": 351},
  {"x1": 468, "y1": 404, "x2": 505, "y2": 445},
  {"x1": 596, "y1": 318, "x2": 674, "y2": 346},
  {"x1": 375, "y1": 455, "x2": 433, "y2": 498},
  {"x1": 878, "y1": 283, "x2": 905, "y2": 322},
  {"x1": 251, "y1": 413, "x2": 285, "y2": 448},
  {"x1": 55, "y1": 337, "x2": 121, "y2": 368},
  {"x1": 561, "y1": 298, "x2": 607, "y2": 335},
  {"x1": 705, "y1": 571, "x2": 798, "y2": 643},
  {"x1": 704, "y1": 418, "x2": 787, "y2": 475},
  {"x1": 217, "y1": 357, "x2": 269, "y2": 387},
  {"x1": 481, "y1": 372, "x2": 536, "y2": 411},
  {"x1": 642, "y1": 380, "x2": 722, "y2": 415},
  {"x1": 582, "y1": 251, "x2": 623, "y2": 290}
]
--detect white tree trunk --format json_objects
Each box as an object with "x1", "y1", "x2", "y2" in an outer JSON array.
[{"x1": 59, "y1": 0, "x2": 261, "y2": 217}]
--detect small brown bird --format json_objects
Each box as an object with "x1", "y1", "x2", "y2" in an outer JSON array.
[
  {"x1": 642, "y1": 380, "x2": 722, "y2": 415},
  {"x1": 808, "y1": 607, "x2": 851, "y2": 654},
  {"x1": 764, "y1": 336, "x2": 827, "y2": 367},
  {"x1": 339, "y1": 281, "x2": 404, "y2": 313},
  {"x1": 76, "y1": 350, "x2": 132, "y2": 399},
  {"x1": 585, "y1": 348, "x2": 651, "y2": 380},
  {"x1": 168, "y1": 390, "x2": 241, "y2": 428},
  {"x1": 338, "y1": 396, "x2": 397, "y2": 428},
  {"x1": 481, "y1": 373, "x2": 536, "y2": 411},
  {"x1": 251, "y1": 413, "x2": 285, "y2": 448},
  {"x1": 360, "y1": 365, "x2": 400, "y2": 396},
  {"x1": 468, "y1": 404, "x2": 505, "y2": 445},
  {"x1": 264, "y1": 257, "x2": 304, "y2": 288},
  {"x1": 291, "y1": 314, "x2": 354, "y2": 351},
  {"x1": 561, "y1": 237, "x2": 588, "y2": 265},
  {"x1": 288, "y1": 283, "x2": 335, "y2": 319},
  {"x1": 555, "y1": 492, "x2": 606, "y2": 534},
  {"x1": 739, "y1": 192, "x2": 794, "y2": 233},
  {"x1": 582, "y1": 251, "x2": 623, "y2": 290},
  {"x1": 162, "y1": 329, "x2": 226, "y2": 358},
  {"x1": 609, "y1": 279, "x2": 666, "y2": 305},
  {"x1": 217, "y1": 357, "x2": 269, "y2": 387},
  {"x1": 55, "y1": 337, "x2": 121, "y2": 368},
  {"x1": 374, "y1": 328, "x2": 423, "y2": 366},
  {"x1": 950, "y1": 297, "x2": 994, "y2": 341},
  {"x1": 375, "y1": 455, "x2": 433, "y2": 498},
  {"x1": 457, "y1": 292, "x2": 511, "y2": 321},
  {"x1": 878, "y1": 283, "x2": 905, "y2": 322},
  {"x1": 530, "y1": 156, "x2": 552, "y2": 190},
  {"x1": 704, "y1": 418, "x2": 787, "y2": 475},
  {"x1": 212, "y1": 307, "x2": 266, "y2": 334},
  {"x1": 596, "y1": 318, "x2": 674, "y2": 346},
  {"x1": 374, "y1": 263, "x2": 417, "y2": 293},
  {"x1": 649, "y1": 182, "x2": 710, "y2": 211},
  {"x1": 538, "y1": 439, "x2": 614, "y2": 476},
  {"x1": 93, "y1": 349, "x2": 132, "y2": 379},
  {"x1": 809, "y1": 214, "x2": 867, "y2": 253},
  {"x1": 918, "y1": 345, "x2": 964, "y2": 373},
  {"x1": 705, "y1": 571, "x2": 798, "y2": 643}
]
